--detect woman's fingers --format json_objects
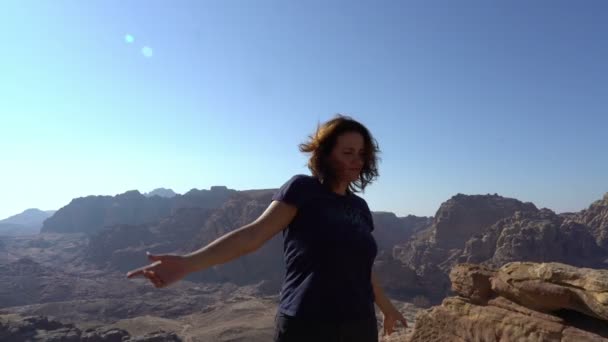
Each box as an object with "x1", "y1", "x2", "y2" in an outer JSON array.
[
  {"x1": 384, "y1": 320, "x2": 394, "y2": 336},
  {"x1": 143, "y1": 270, "x2": 165, "y2": 288},
  {"x1": 126, "y1": 261, "x2": 162, "y2": 278}
]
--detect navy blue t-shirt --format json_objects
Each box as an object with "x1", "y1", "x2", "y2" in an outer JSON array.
[{"x1": 272, "y1": 174, "x2": 378, "y2": 322}]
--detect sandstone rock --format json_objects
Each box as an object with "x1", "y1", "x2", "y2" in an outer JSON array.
[
  {"x1": 410, "y1": 262, "x2": 608, "y2": 342},
  {"x1": 449, "y1": 264, "x2": 495, "y2": 304},
  {"x1": 411, "y1": 296, "x2": 607, "y2": 342},
  {"x1": 491, "y1": 262, "x2": 608, "y2": 321}
]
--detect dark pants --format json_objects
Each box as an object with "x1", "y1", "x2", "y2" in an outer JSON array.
[{"x1": 273, "y1": 312, "x2": 379, "y2": 342}]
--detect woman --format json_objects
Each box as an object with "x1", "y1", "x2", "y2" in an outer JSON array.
[{"x1": 126, "y1": 115, "x2": 408, "y2": 341}]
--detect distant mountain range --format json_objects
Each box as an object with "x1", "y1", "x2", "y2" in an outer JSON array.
[
  {"x1": 3, "y1": 183, "x2": 607, "y2": 304},
  {"x1": 1, "y1": 183, "x2": 607, "y2": 341},
  {"x1": 0, "y1": 209, "x2": 56, "y2": 235},
  {"x1": 40, "y1": 187, "x2": 237, "y2": 234},
  {"x1": 144, "y1": 188, "x2": 178, "y2": 198}
]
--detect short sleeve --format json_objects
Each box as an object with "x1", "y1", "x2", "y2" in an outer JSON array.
[{"x1": 272, "y1": 175, "x2": 313, "y2": 208}]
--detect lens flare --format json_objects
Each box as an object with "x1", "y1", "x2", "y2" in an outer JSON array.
[{"x1": 141, "y1": 46, "x2": 154, "y2": 58}]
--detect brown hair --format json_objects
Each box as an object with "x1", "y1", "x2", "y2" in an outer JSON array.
[{"x1": 299, "y1": 114, "x2": 380, "y2": 193}]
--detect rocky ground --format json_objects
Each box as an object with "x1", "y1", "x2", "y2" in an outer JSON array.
[
  {"x1": 0, "y1": 233, "x2": 418, "y2": 341},
  {"x1": 410, "y1": 262, "x2": 608, "y2": 341}
]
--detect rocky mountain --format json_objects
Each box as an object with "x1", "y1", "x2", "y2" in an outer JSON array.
[
  {"x1": 463, "y1": 208, "x2": 605, "y2": 268},
  {"x1": 144, "y1": 188, "x2": 178, "y2": 198},
  {"x1": 430, "y1": 194, "x2": 538, "y2": 249},
  {"x1": 409, "y1": 262, "x2": 608, "y2": 341},
  {"x1": 0, "y1": 209, "x2": 56, "y2": 235},
  {"x1": 571, "y1": 192, "x2": 608, "y2": 250},
  {"x1": 41, "y1": 186, "x2": 236, "y2": 235},
  {"x1": 382, "y1": 193, "x2": 608, "y2": 302}
]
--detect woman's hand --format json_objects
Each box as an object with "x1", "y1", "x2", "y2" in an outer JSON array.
[
  {"x1": 381, "y1": 307, "x2": 408, "y2": 336},
  {"x1": 126, "y1": 252, "x2": 192, "y2": 288}
]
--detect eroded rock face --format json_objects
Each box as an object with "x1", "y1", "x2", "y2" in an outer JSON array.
[
  {"x1": 464, "y1": 209, "x2": 605, "y2": 268},
  {"x1": 0, "y1": 314, "x2": 182, "y2": 342},
  {"x1": 572, "y1": 193, "x2": 608, "y2": 250},
  {"x1": 410, "y1": 262, "x2": 608, "y2": 342},
  {"x1": 431, "y1": 194, "x2": 537, "y2": 249},
  {"x1": 390, "y1": 193, "x2": 608, "y2": 301},
  {"x1": 448, "y1": 264, "x2": 495, "y2": 305},
  {"x1": 392, "y1": 194, "x2": 538, "y2": 300}
]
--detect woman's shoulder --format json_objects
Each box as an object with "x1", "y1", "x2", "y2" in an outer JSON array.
[
  {"x1": 284, "y1": 174, "x2": 319, "y2": 187},
  {"x1": 275, "y1": 174, "x2": 320, "y2": 194},
  {"x1": 351, "y1": 193, "x2": 371, "y2": 210},
  {"x1": 273, "y1": 174, "x2": 320, "y2": 207}
]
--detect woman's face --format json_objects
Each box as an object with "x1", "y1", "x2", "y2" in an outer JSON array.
[{"x1": 328, "y1": 131, "x2": 366, "y2": 184}]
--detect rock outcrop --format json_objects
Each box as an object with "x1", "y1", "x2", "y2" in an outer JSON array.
[{"x1": 410, "y1": 262, "x2": 608, "y2": 341}]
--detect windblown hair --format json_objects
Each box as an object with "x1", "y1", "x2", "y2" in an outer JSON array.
[{"x1": 299, "y1": 114, "x2": 380, "y2": 193}]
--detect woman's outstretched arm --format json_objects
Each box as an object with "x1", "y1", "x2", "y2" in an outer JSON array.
[
  {"x1": 126, "y1": 200, "x2": 297, "y2": 287},
  {"x1": 183, "y1": 200, "x2": 297, "y2": 272}
]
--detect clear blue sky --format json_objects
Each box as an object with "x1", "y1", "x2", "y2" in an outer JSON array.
[{"x1": 1, "y1": 0, "x2": 607, "y2": 220}]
